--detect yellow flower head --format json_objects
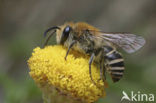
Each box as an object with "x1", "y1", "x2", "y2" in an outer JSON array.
[{"x1": 27, "y1": 45, "x2": 106, "y2": 103}]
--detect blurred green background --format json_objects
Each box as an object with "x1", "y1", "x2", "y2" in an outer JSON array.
[{"x1": 0, "y1": 0, "x2": 156, "y2": 103}]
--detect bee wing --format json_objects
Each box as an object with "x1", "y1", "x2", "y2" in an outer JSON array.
[{"x1": 95, "y1": 32, "x2": 146, "y2": 53}]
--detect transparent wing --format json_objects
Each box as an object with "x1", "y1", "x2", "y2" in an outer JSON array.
[{"x1": 95, "y1": 32, "x2": 146, "y2": 53}]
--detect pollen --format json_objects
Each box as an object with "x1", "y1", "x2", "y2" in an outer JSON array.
[{"x1": 27, "y1": 45, "x2": 106, "y2": 103}]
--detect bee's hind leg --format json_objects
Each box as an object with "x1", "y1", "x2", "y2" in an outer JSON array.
[
  {"x1": 103, "y1": 63, "x2": 107, "y2": 80},
  {"x1": 64, "y1": 40, "x2": 76, "y2": 60},
  {"x1": 99, "y1": 59, "x2": 105, "y2": 83},
  {"x1": 98, "y1": 58, "x2": 108, "y2": 87},
  {"x1": 102, "y1": 60, "x2": 109, "y2": 88},
  {"x1": 89, "y1": 53, "x2": 96, "y2": 85}
]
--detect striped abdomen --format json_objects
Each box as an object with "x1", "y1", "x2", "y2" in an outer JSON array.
[{"x1": 104, "y1": 46, "x2": 124, "y2": 82}]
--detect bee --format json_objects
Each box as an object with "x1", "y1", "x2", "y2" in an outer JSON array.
[{"x1": 43, "y1": 22, "x2": 145, "y2": 84}]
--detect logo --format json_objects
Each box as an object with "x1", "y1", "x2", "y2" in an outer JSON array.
[{"x1": 121, "y1": 91, "x2": 154, "y2": 102}]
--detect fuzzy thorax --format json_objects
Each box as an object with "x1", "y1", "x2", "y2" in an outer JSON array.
[{"x1": 27, "y1": 45, "x2": 106, "y2": 103}]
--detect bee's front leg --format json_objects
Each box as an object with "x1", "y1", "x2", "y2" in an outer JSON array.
[{"x1": 64, "y1": 40, "x2": 76, "y2": 60}]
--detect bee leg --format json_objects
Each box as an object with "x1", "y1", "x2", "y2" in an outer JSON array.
[
  {"x1": 99, "y1": 60, "x2": 104, "y2": 82},
  {"x1": 103, "y1": 60, "x2": 108, "y2": 88},
  {"x1": 89, "y1": 53, "x2": 96, "y2": 85},
  {"x1": 99, "y1": 59, "x2": 106, "y2": 83},
  {"x1": 64, "y1": 40, "x2": 76, "y2": 60},
  {"x1": 103, "y1": 63, "x2": 106, "y2": 80}
]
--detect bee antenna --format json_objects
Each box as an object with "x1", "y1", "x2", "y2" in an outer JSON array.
[
  {"x1": 43, "y1": 26, "x2": 60, "y2": 48},
  {"x1": 43, "y1": 30, "x2": 56, "y2": 47},
  {"x1": 43, "y1": 26, "x2": 60, "y2": 37}
]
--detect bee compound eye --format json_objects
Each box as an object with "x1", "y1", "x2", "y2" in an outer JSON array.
[
  {"x1": 64, "y1": 26, "x2": 71, "y2": 34},
  {"x1": 65, "y1": 26, "x2": 70, "y2": 32},
  {"x1": 60, "y1": 26, "x2": 71, "y2": 44}
]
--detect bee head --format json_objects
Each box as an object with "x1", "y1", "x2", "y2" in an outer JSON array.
[{"x1": 60, "y1": 26, "x2": 72, "y2": 45}]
